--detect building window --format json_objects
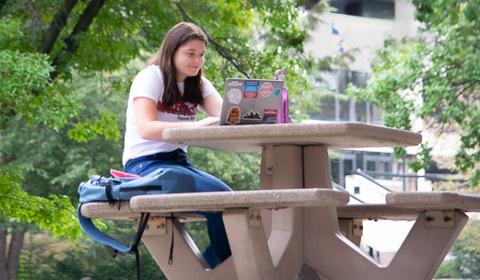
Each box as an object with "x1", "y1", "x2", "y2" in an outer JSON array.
[
  {"x1": 331, "y1": 159, "x2": 340, "y2": 184},
  {"x1": 366, "y1": 160, "x2": 376, "y2": 172},
  {"x1": 330, "y1": 0, "x2": 395, "y2": 20},
  {"x1": 354, "y1": 186, "x2": 360, "y2": 194},
  {"x1": 311, "y1": 70, "x2": 382, "y2": 124},
  {"x1": 364, "y1": 153, "x2": 393, "y2": 179},
  {"x1": 329, "y1": 151, "x2": 394, "y2": 187},
  {"x1": 330, "y1": 154, "x2": 356, "y2": 186}
]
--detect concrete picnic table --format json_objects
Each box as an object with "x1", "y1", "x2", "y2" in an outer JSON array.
[{"x1": 81, "y1": 122, "x2": 480, "y2": 280}]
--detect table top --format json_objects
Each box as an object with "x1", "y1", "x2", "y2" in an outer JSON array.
[{"x1": 162, "y1": 122, "x2": 422, "y2": 152}]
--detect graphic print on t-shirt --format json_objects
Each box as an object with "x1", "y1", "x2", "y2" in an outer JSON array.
[{"x1": 157, "y1": 101, "x2": 197, "y2": 121}]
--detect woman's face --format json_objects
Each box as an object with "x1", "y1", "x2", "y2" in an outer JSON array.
[{"x1": 174, "y1": 39, "x2": 206, "y2": 82}]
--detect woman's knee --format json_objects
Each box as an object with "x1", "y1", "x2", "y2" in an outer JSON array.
[{"x1": 194, "y1": 170, "x2": 232, "y2": 192}]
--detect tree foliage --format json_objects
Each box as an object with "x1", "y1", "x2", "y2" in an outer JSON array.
[
  {"x1": 0, "y1": 1, "x2": 331, "y2": 277},
  {"x1": 19, "y1": 233, "x2": 166, "y2": 280},
  {"x1": 1, "y1": 0, "x2": 329, "y2": 233},
  {"x1": 0, "y1": 165, "x2": 79, "y2": 238},
  {"x1": 350, "y1": 1, "x2": 480, "y2": 187},
  {"x1": 436, "y1": 219, "x2": 480, "y2": 279}
]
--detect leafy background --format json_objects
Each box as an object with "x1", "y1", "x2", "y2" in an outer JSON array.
[{"x1": 1, "y1": 0, "x2": 479, "y2": 278}]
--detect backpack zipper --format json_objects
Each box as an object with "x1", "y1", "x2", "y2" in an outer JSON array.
[{"x1": 120, "y1": 185, "x2": 163, "y2": 192}]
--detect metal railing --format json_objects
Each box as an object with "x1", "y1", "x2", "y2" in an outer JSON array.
[
  {"x1": 354, "y1": 168, "x2": 392, "y2": 193},
  {"x1": 333, "y1": 181, "x2": 365, "y2": 203}
]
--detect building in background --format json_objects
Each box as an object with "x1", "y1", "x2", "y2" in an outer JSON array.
[
  {"x1": 305, "y1": 0, "x2": 421, "y2": 191},
  {"x1": 305, "y1": 0, "x2": 471, "y2": 265},
  {"x1": 304, "y1": 0, "x2": 433, "y2": 265}
]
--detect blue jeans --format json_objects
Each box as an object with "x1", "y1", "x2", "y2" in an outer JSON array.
[{"x1": 124, "y1": 149, "x2": 232, "y2": 268}]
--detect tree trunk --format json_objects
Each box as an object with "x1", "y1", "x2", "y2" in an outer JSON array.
[
  {"x1": 6, "y1": 224, "x2": 27, "y2": 280},
  {"x1": 50, "y1": 0, "x2": 106, "y2": 79},
  {"x1": 38, "y1": 0, "x2": 79, "y2": 54},
  {"x1": 0, "y1": 227, "x2": 7, "y2": 280},
  {"x1": 0, "y1": 0, "x2": 7, "y2": 12}
]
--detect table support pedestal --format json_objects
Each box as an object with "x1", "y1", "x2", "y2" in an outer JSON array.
[
  {"x1": 301, "y1": 146, "x2": 468, "y2": 280},
  {"x1": 138, "y1": 144, "x2": 465, "y2": 280},
  {"x1": 259, "y1": 145, "x2": 304, "y2": 279},
  {"x1": 142, "y1": 219, "x2": 236, "y2": 280}
]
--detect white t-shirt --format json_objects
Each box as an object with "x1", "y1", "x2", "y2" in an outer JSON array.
[{"x1": 122, "y1": 65, "x2": 219, "y2": 165}]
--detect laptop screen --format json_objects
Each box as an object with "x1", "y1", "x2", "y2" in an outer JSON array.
[{"x1": 219, "y1": 78, "x2": 284, "y2": 125}]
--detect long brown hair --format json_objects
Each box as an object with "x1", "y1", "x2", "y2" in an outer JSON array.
[{"x1": 149, "y1": 22, "x2": 208, "y2": 107}]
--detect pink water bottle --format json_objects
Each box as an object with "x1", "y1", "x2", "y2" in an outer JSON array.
[{"x1": 274, "y1": 69, "x2": 290, "y2": 123}]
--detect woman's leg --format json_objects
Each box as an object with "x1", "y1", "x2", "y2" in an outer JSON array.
[
  {"x1": 188, "y1": 168, "x2": 232, "y2": 267},
  {"x1": 125, "y1": 156, "x2": 232, "y2": 268}
]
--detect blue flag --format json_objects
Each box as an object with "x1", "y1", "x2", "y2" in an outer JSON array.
[{"x1": 331, "y1": 25, "x2": 340, "y2": 35}]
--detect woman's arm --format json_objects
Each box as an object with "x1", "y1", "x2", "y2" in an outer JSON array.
[
  {"x1": 197, "y1": 94, "x2": 222, "y2": 126},
  {"x1": 196, "y1": 91, "x2": 223, "y2": 126},
  {"x1": 201, "y1": 92, "x2": 223, "y2": 117},
  {"x1": 134, "y1": 97, "x2": 216, "y2": 140}
]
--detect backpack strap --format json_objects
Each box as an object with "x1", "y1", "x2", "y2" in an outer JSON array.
[
  {"x1": 131, "y1": 212, "x2": 150, "y2": 280},
  {"x1": 78, "y1": 204, "x2": 132, "y2": 253},
  {"x1": 104, "y1": 181, "x2": 115, "y2": 205},
  {"x1": 168, "y1": 212, "x2": 175, "y2": 265},
  {"x1": 78, "y1": 204, "x2": 150, "y2": 280}
]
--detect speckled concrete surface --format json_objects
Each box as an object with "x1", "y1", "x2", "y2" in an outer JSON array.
[
  {"x1": 162, "y1": 122, "x2": 422, "y2": 152},
  {"x1": 130, "y1": 188, "x2": 349, "y2": 213},
  {"x1": 387, "y1": 191, "x2": 480, "y2": 211}
]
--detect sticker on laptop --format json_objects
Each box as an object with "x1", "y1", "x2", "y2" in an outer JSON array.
[
  {"x1": 226, "y1": 88, "x2": 242, "y2": 105},
  {"x1": 228, "y1": 80, "x2": 243, "y2": 87},
  {"x1": 274, "y1": 88, "x2": 281, "y2": 97},
  {"x1": 263, "y1": 109, "x2": 278, "y2": 124},
  {"x1": 259, "y1": 82, "x2": 274, "y2": 97},
  {"x1": 242, "y1": 110, "x2": 263, "y2": 121},
  {"x1": 243, "y1": 80, "x2": 259, "y2": 98},
  {"x1": 226, "y1": 106, "x2": 241, "y2": 125}
]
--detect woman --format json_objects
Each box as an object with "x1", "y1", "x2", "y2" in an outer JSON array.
[{"x1": 123, "y1": 22, "x2": 231, "y2": 268}]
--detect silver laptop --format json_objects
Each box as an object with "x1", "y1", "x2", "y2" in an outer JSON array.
[{"x1": 220, "y1": 78, "x2": 284, "y2": 125}]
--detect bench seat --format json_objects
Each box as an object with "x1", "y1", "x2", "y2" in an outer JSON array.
[
  {"x1": 80, "y1": 201, "x2": 135, "y2": 220},
  {"x1": 386, "y1": 191, "x2": 480, "y2": 212},
  {"x1": 81, "y1": 191, "x2": 480, "y2": 221},
  {"x1": 337, "y1": 204, "x2": 419, "y2": 220},
  {"x1": 80, "y1": 188, "x2": 349, "y2": 221},
  {"x1": 80, "y1": 201, "x2": 205, "y2": 222},
  {"x1": 337, "y1": 192, "x2": 480, "y2": 221},
  {"x1": 130, "y1": 188, "x2": 349, "y2": 213}
]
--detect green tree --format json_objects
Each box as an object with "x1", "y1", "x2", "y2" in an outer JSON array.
[
  {"x1": 436, "y1": 220, "x2": 480, "y2": 279},
  {"x1": 0, "y1": 69, "x2": 127, "y2": 279},
  {"x1": 349, "y1": 0, "x2": 480, "y2": 187},
  {"x1": 1, "y1": 0, "x2": 330, "y2": 278},
  {"x1": 18, "y1": 228, "x2": 166, "y2": 280}
]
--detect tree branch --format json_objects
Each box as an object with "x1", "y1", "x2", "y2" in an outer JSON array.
[
  {"x1": 0, "y1": 0, "x2": 7, "y2": 13},
  {"x1": 0, "y1": 195, "x2": 73, "y2": 211},
  {"x1": 455, "y1": 82, "x2": 476, "y2": 99},
  {"x1": 38, "y1": 0, "x2": 78, "y2": 54},
  {"x1": 0, "y1": 154, "x2": 16, "y2": 165},
  {"x1": 50, "y1": 0, "x2": 106, "y2": 79},
  {"x1": 451, "y1": 78, "x2": 480, "y2": 87},
  {"x1": 174, "y1": 2, "x2": 250, "y2": 78}
]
